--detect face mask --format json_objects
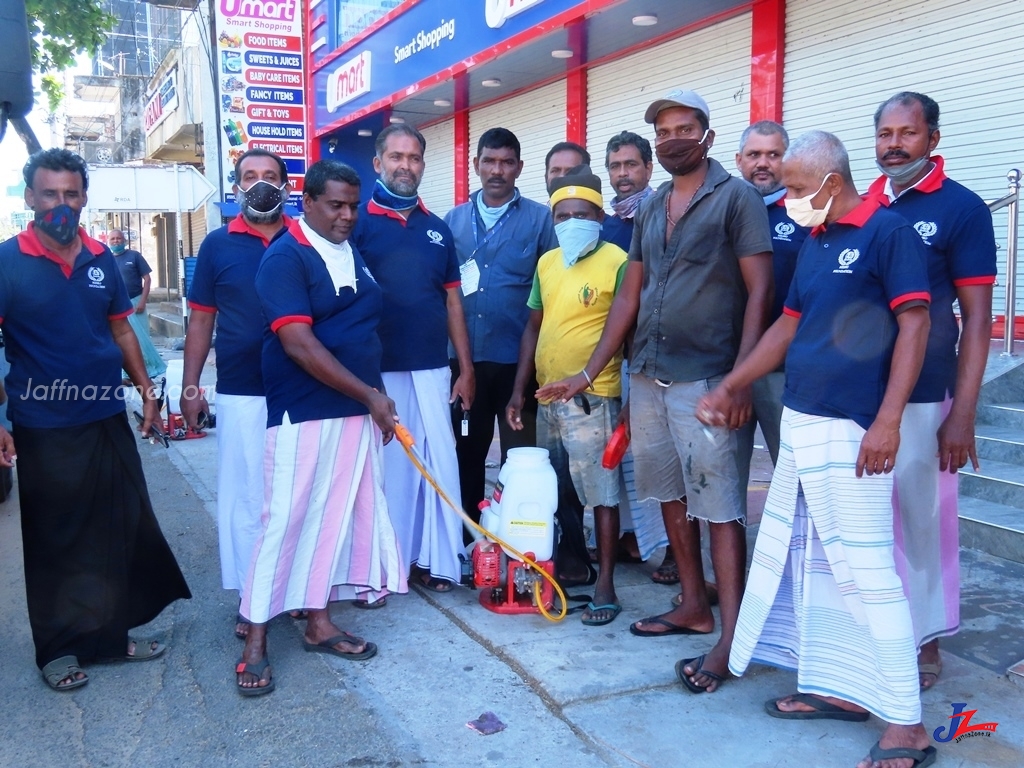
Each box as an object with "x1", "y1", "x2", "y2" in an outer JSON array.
[
  {"x1": 784, "y1": 173, "x2": 835, "y2": 228},
  {"x1": 555, "y1": 218, "x2": 602, "y2": 268},
  {"x1": 876, "y1": 155, "x2": 930, "y2": 187},
  {"x1": 110, "y1": 243, "x2": 126, "y2": 255},
  {"x1": 34, "y1": 204, "x2": 81, "y2": 246},
  {"x1": 655, "y1": 130, "x2": 709, "y2": 176},
  {"x1": 238, "y1": 180, "x2": 285, "y2": 223}
]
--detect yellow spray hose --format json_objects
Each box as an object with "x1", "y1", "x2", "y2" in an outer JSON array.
[{"x1": 395, "y1": 424, "x2": 568, "y2": 622}]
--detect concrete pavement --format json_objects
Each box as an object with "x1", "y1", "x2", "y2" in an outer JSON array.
[{"x1": 1, "y1": 345, "x2": 1023, "y2": 766}]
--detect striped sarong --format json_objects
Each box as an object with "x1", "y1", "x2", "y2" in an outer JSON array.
[
  {"x1": 382, "y1": 367, "x2": 465, "y2": 583},
  {"x1": 240, "y1": 414, "x2": 407, "y2": 624},
  {"x1": 729, "y1": 408, "x2": 921, "y2": 725},
  {"x1": 893, "y1": 399, "x2": 960, "y2": 646}
]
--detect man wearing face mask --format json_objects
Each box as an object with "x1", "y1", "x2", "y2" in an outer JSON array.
[
  {"x1": 0, "y1": 149, "x2": 190, "y2": 691},
  {"x1": 700, "y1": 130, "x2": 934, "y2": 768},
  {"x1": 735, "y1": 121, "x2": 809, "y2": 465},
  {"x1": 506, "y1": 168, "x2": 628, "y2": 625},
  {"x1": 108, "y1": 228, "x2": 166, "y2": 381},
  {"x1": 602, "y1": 131, "x2": 655, "y2": 252},
  {"x1": 181, "y1": 149, "x2": 292, "y2": 640},
  {"x1": 350, "y1": 124, "x2": 474, "y2": 594},
  {"x1": 867, "y1": 92, "x2": 996, "y2": 693},
  {"x1": 536, "y1": 90, "x2": 773, "y2": 691}
]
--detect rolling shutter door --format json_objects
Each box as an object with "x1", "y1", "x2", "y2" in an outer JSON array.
[
  {"x1": 586, "y1": 12, "x2": 753, "y2": 208},
  {"x1": 469, "y1": 79, "x2": 567, "y2": 205},
  {"x1": 419, "y1": 119, "x2": 456, "y2": 217},
  {"x1": 784, "y1": 0, "x2": 1024, "y2": 310}
]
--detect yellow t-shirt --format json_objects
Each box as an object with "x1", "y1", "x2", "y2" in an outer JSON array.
[{"x1": 528, "y1": 241, "x2": 628, "y2": 400}]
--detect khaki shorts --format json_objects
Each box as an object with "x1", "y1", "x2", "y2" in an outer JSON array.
[{"x1": 628, "y1": 373, "x2": 752, "y2": 524}]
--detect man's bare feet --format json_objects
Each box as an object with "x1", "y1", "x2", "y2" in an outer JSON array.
[
  {"x1": 303, "y1": 607, "x2": 374, "y2": 657},
  {"x1": 855, "y1": 723, "x2": 933, "y2": 768},
  {"x1": 630, "y1": 604, "x2": 714, "y2": 636},
  {"x1": 918, "y1": 639, "x2": 942, "y2": 691}
]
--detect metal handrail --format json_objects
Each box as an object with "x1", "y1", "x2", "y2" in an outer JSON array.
[{"x1": 989, "y1": 169, "x2": 1021, "y2": 356}]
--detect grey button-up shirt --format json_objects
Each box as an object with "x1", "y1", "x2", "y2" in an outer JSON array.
[
  {"x1": 445, "y1": 190, "x2": 557, "y2": 365},
  {"x1": 628, "y1": 158, "x2": 772, "y2": 382}
]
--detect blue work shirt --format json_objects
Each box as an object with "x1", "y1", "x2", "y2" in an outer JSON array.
[
  {"x1": 444, "y1": 190, "x2": 557, "y2": 365},
  {"x1": 766, "y1": 198, "x2": 810, "y2": 323},
  {"x1": 601, "y1": 214, "x2": 634, "y2": 253}
]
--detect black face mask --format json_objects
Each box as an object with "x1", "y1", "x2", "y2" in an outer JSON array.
[
  {"x1": 238, "y1": 180, "x2": 285, "y2": 223},
  {"x1": 34, "y1": 204, "x2": 81, "y2": 246},
  {"x1": 655, "y1": 131, "x2": 710, "y2": 176}
]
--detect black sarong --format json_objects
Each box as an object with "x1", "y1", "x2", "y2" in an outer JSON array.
[{"x1": 16, "y1": 412, "x2": 191, "y2": 668}]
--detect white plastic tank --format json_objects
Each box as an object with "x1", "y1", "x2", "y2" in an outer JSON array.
[
  {"x1": 488, "y1": 447, "x2": 558, "y2": 561},
  {"x1": 164, "y1": 358, "x2": 184, "y2": 414}
]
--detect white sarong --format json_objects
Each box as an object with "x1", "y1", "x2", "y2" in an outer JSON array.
[
  {"x1": 382, "y1": 367, "x2": 465, "y2": 584},
  {"x1": 893, "y1": 398, "x2": 960, "y2": 646},
  {"x1": 216, "y1": 394, "x2": 267, "y2": 591},
  {"x1": 729, "y1": 408, "x2": 921, "y2": 725},
  {"x1": 240, "y1": 414, "x2": 406, "y2": 623}
]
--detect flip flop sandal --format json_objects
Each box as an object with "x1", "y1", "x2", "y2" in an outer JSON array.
[
  {"x1": 651, "y1": 560, "x2": 679, "y2": 585},
  {"x1": 675, "y1": 655, "x2": 726, "y2": 694},
  {"x1": 236, "y1": 654, "x2": 275, "y2": 697},
  {"x1": 41, "y1": 655, "x2": 88, "y2": 691},
  {"x1": 125, "y1": 638, "x2": 166, "y2": 661},
  {"x1": 869, "y1": 742, "x2": 937, "y2": 768},
  {"x1": 918, "y1": 661, "x2": 942, "y2": 691},
  {"x1": 764, "y1": 693, "x2": 869, "y2": 721},
  {"x1": 302, "y1": 633, "x2": 378, "y2": 661},
  {"x1": 352, "y1": 596, "x2": 388, "y2": 609},
  {"x1": 418, "y1": 575, "x2": 454, "y2": 593},
  {"x1": 581, "y1": 602, "x2": 622, "y2": 626},
  {"x1": 628, "y1": 616, "x2": 711, "y2": 637}
]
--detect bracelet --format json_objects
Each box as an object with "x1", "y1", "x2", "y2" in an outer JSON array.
[{"x1": 580, "y1": 369, "x2": 595, "y2": 391}]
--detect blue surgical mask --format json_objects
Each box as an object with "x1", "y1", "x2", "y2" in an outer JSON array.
[
  {"x1": 110, "y1": 243, "x2": 126, "y2": 255},
  {"x1": 555, "y1": 218, "x2": 602, "y2": 268}
]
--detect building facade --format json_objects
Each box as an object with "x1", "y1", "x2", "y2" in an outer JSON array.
[{"x1": 305, "y1": 0, "x2": 1022, "y2": 311}]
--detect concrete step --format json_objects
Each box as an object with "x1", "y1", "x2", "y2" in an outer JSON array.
[
  {"x1": 959, "y1": 495, "x2": 1024, "y2": 564},
  {"x1": 977, "y1": 402, "x2": 1024, "y2": 430},
  {"x1": 149, "y1": 310, "x2": 184, "y2": 339},
  {"x1": 976, "y1": 424, "x2": 1024, "y2": 465},
  {"x1": 960, "y1": 458, "x2": 1024, "y2": 509}
]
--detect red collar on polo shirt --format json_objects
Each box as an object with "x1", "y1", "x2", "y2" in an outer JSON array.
[
  {"x1": 288, "y1": 218, "x2": 311, "y2": 246},
  {"x1": 866, "y1": 156, "x2": 947, "y2": 204},
  {"x1": 227, "y1": 213, "x2": 292, "y2": 247},
  {"x1": 367, "y1": 198, "x2": 429, "y2": 224},
  {"x1": 17, "y1": 222, "x2": 105, "y2": 278},
  {"x1": 811, "y1": 196, "x2": 882, "y2": 237}
]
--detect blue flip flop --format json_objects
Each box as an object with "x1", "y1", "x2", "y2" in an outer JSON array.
[{"x1": 581, "y1": 602, "x2": 622, "y2": 626}]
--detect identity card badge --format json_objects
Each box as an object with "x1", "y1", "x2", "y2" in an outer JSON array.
[{"x1": 460, "y1": 258, "x2": 480, "y2": 296}]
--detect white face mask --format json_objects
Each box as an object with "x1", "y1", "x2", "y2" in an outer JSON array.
[
  {"x1": 785, "y1": 173, "x2": 835, "y2": 228},
  {"x1": 555, "y1": 218, "x2": 602, "y2": 268}
]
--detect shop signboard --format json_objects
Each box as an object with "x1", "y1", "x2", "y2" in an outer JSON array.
[
  {"x1": 215, "y1": 0, "x2": 306, "y2": 204},
  {"x1": 312, "y1": 0, "x2": 582, "y2": 132},
  {"x1": 143, "y1": 65, "x2": 179, "y2": 136}
]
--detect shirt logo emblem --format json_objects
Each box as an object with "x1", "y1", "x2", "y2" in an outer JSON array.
[
  {"x1": 87, "y1": 266, "x2": 105, "y2": 286},
  {"x1": 578, "y1": 283, "x2": 600, "y2": 308},
  {"x1": 914, "y1": 221, "x2": 938, "y2": 244},
  {"x1": 362, "y1": 265, "x2": 377, "y2": 283},
  {"x1": 427, "y1": 229, "x2": 445, "y2": 246},
  {"x1": 774, "y1": 221, "x2": 795, "y2": 241},
  {"x1": 833, "y1": 248, "x2": 860, "y2": 274}
]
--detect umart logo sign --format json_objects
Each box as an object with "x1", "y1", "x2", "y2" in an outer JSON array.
[
  {"x1": 326, "y1": 51, "x2": 372, "y2": 113},
  {"x1": 220, "y1": 0, "x2": 297, "y2": 21}
]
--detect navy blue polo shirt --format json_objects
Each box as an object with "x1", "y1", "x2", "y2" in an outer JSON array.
[
  {"x1": 782, "y1": 199, "x2": 931, "y2": 430},
  {"x1": 0, "y1": 225, "x2": 133, "y2": 428},
  {"x1": 866, "y1": 156, "x2": 997, "y2": 403},
  {"x1": 350, "y1": 199, "x2": 460, "y2": 372},
  {"x1": 601, "y1": 214, "x2": 634, "y2": 253},
  {"x1": 255, "y1": 220, "x2": 383, "y2": 428},
  {"x1": 188, "y1": 214, "x2": 291, "y2": 396},
  {"x1": 767, "y1": 199, "x2": 810, "y2": 323},
  {"x1": 113, "y1": 248, "x2": 151, "y2": 299}
]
